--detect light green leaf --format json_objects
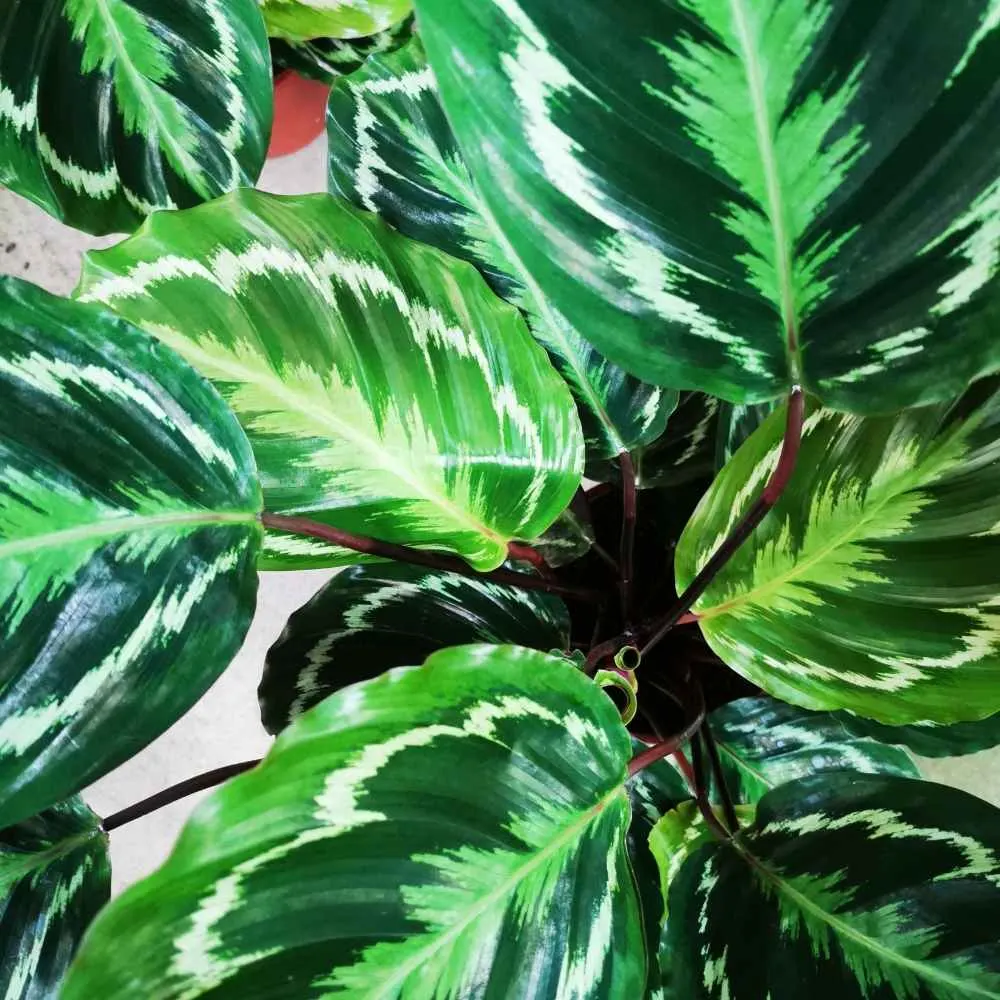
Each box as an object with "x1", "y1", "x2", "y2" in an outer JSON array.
[
  {"x1": 1, "y1": 796, "x2": 110, "y2": 1000},
  {"x1": 76, "y1": 189, "x2": 584, "y2": 571},
  {"x1": 261, "y1": 0, "x2": 411, "y2": 41},
  {"x1": 259, "y1": 562, "x2": 570, "y2": 734},
  {"x1": 677, "y1": 379, "x2": 1000, "y2": 725},
  {"x1": 0, "y1": 0, "x2": 272, "y2": 236},
  {"x1": 327, "y1": 36, "x2": 675, "y2": 464},
  {"x1": 709, "y1": 696, "x2": 919, "y2": 804},
  {"x1": 63, "y1": 645, "x2": 646, "y2": 999},
  {"x1": 660, "y1": 773, "x2": 1000, "y2": 999},
  {"x1": 0, "y1": 276, "x2": 260, "y2": 829},
  {"x1": 413, "y1": 0, "x2": 1000, "y2": 413}
]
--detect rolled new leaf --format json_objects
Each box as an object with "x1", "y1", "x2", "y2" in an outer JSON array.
[
  {"x1": 0, "y1": 277, "x2": 260, "y2": 829},
  {"x1": 708, "y1": 696, "x2": 919, "y2": 803},
  {"x1": 77, "y1": 190, "x2": 584, "y2": 571},
  {"x1": 259, "y1": 562, "x2": 571, "y2": 734},
  {"x1": 657, "y1": 773, "x2": 1000, "y2": 998},
  {"x1": 62, "y1": 645, "x2": 645, "y2": 999},
  {"x1": 0, "y1": 0, "x2": 272, "y2": 235},
  {"x1": 413, "y1": 0, "x2": 1000, "y2": 413},
  {"x1": 677, "y1": 380, "x2": 1000, "y2": 725},
  {"x1": 327, "y1": 37, "x2": 674, "y2": 466},
  {"x1": 1, "y1": 797, "x2": 110, "y2": 998}
]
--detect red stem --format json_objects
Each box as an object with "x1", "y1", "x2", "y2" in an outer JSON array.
[
  {"x1": 262, "y1": 513, "x2": 601, "y2": 604},
  {"x1": 673, "y1": 749, "x2": 697, "y2": 792},
  {"x1": 507, "y1": 542, "x2": 554, "y2": 579}
]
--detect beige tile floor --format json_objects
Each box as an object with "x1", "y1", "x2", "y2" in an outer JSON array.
[{"x1": 2, "y1": 135, "x2": 997, "y2": 896}]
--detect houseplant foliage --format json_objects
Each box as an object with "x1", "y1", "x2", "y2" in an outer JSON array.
[
  {"x1": 0, "y1": 0, "x2": 273, "y2": 236},
  {"x1": 2, "y1": 1, "x2": 1000, "y2": 998},
  {"x1": 259, "y1": 0, "x2": 413, "y2": 43}
]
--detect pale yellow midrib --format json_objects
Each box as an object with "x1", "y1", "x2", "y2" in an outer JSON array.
[
  {"x1": 738, "y1": 846, "x2": 1000, "y2": 997},
  {"x1": 147, "y1": 324, "x2": 506, "y2": 551},
  {"x1": 0, "y1": 510, "x2": 257, "y2": 561},
  {"x1": 727, "y1": 0, "x2": 802, "y2": 378},
  {"x1": 365, "y1": 786, "x2": 627, "y2": 1000}
]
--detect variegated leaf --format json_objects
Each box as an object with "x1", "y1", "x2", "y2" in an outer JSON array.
[
  {"x1": 660, "y1": 773, "x2": 1000, "y2": 999},
  {"x1": 260, "y1": 0, "x2": 411, "y2": 42},
  {"x1": 76, "y1": 189, "x2": 583, "y2": 571},
  {"x1": 413, "y1": 0, "x2": 1000, "y2": 413},
  {"x1": 327, "y1": 37, "x2": 675, "y2": 465},
  {"x1": 709, "y1": 696, "x2": 918, "y2": 804},
  {"x1": 841, "y1": 711, "x2": 1000, "y2": 760},
  {"x1": 63, "y1": 645, "x2": 646, "y2": 999},
  {"x1": 677, "y1": 379, "x2": 1000, "y2": 725},
  {"x1": 0, "y1": 277, "x2": 260, "y2": 829},
  {"x1": 1, "y1": 796, "x2": 110, "y2": 999},
  {"x1": 270, "y1": 15, "x2": 413, "y2": 85},
  {"x1": 631, "y1": 393, "x2": 721, "y2": 490},
  {"x1": 0, "y1": 0, "x2": 272, "y2": 236},
  {"x1": 259, "y1": 562, "x2": 570, "y2": 734}
]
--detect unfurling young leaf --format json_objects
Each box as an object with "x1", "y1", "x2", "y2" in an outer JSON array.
[{"x1": 76, "y1": 190, "x2": 584, "y2": 571}]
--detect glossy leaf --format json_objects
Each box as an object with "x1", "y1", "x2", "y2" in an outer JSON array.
[
  {"x1": 660, "y1": 773, "x2": 1000, "y2": 999},
  {"x1": 678, "y1": 380, "x2": 1000, "y2": 725},
  {"x1": 414, "y1": 0, "x2": 1000, "y2": 413},
  {"x1": 1, "y1": 796, "x2": 110, "y2": 999},
  {"x1": 841, "y1": 712, "x2": 1000, "y2": 760},
  {"x1": 327, "y1": 37, "x2": 675, "y2": 464},
  {"x1": 0, "y1": 276, "x2": 260, "y2": 829},
  {"x1": 709, "y1": 696, "x2": 918, "y2": 804},
  {"x1": 270, "y1": 16, "x2": 413, "y2": 85},
  {"x1": 0, "y1": 0, "x2": 272, "y2": 236},
  {"x1": 77, "y1": 189, "x2": 583, "y2": 571},
  {"x1": 260, "y1": 0, "x2": 411, "y2": 41},
  {"x1": 632, "y1": 393, "x2": 720, "y2": 490},
  {"x1": 259, "y1": 562, "x2": 570, "y2": 734},
  {"x1": 63, "y1": 645, "x2": 646, "y2": 999}
]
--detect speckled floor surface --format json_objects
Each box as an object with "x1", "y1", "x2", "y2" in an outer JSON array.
[{"x1": 2, "y1": 134, "x2": 996, "y2": 896}]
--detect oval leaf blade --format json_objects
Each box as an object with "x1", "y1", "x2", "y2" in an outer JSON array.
[
  {"x1": 709, "y1": 696, "x2": 919, "y2": 804},
  {"x1": 259, "y1": 562, "x2": 571, "y2": 734},
  {"x1": 413, "y1": 0, "x2": 1000, "y2": 412},
  {"x1": 659, "y1": 773, "x2": 1000, "y2": 998},
  {"x1": 76, "y1": 189, "x2": 584, "y2": 571},
  {"x1": 63, "y1": 645, "x2": 645, "y2": 998},
  {"x1": 0, "y1": 0, "x2": 273, "y2": 236},
  {"x1": 261, "y1": 0, "x2": 411, "y2": 41},
  {"x1": 841, "y1": 712, "x2": 1000, "y2": 759},
  {"x1": 677, "y1": 381, "x2": 1000, "y2": 725},
  {"x1": 327, "y1": 36, "x2": 675, "y2": 464},
  {"x1": 1, "y1": 796, "x2": 110, "y2": 999},
  {"x1": 0, "y1": 277, "x2": 260, "y2": 829}
]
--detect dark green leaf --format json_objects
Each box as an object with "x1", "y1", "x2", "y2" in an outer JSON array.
[
  {"x1": 677, "y1": 380, "x2": 1000, "y2": 725},
  {"x1": 76, "y1": 189, "x2": 583, "y2": 571},
  {"x1": 413, "y1": 0, "x2": 1000, "y2": 413},
  {"x1": 1, "y1": 797, "x2": 110, "y2": 999},
  {"x1": 841, "y1": 711, "x2": 1000, "y2": 759},
  {"x1": 0, "y1": 0, "x2": 272, "y2": 236},
  {"x1": 0, "y1": 276, "x2": 260, "y2": 828},
  {"x1": 660, "y1": 773, "x2": 1000, "y2": 999},
  {"x1": 709, "y1": 697, "x2": 919, "y2": 804},
  {"x1": 327, "y1": 36, "x2": 674, "y2": 465},
  {"x1": 63, "y1": 645, "x2": 646, "y2": 998},
  {"x1": 259, "y1": 563, "x2": 570, "y2": 734}
]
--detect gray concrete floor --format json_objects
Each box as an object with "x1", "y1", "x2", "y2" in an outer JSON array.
[{"x1": 2, "y1": 135, "x2": 997, "y2": 896}]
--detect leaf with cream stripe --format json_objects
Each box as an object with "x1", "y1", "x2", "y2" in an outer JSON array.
[
  {"x1": 1, "y1": 796, "x2": 110, "y2": 999},
  {"x1": 77, "y1": 189, "x2": 584, "y2": 571},
  {"x1": 327, "y1": 36, "x2": 675, "y2": 465},
  {"x1": 259, "y1": 561, "x2": 570, "y2": 734},
  {"x1": 659, "y1": 773, "x2": 1000, "y2": 999},
  {"x1": 708, "y1": 696, "x2": 919, "y2": 804},
  {"x1": 62, "y1": 645, "x2": 646, "y2": 999},
  {"x1": 0, "y1": 0, "x2": 272, "y2": 236},
  {"x1": 260, "y1": 0, "x2": 411, "y2": 41},
  {"x1": 0, "y1": 276, "x2": 260, "y2": 829},
  {"x1": 413, "y1": 0, "x2": 1000, "y2": 412},
  {"x1": 677, "y1": 378, "x2": 1000, "y2": 725}
]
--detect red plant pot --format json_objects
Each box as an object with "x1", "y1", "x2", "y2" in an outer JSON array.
[{"x1": 268, "y1": 71, "x2": 332, "y2": 159}]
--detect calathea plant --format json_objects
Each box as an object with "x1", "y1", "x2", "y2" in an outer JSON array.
[{"x1": 3, "y1": 1, "x2": 1000, "y2": 998}]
